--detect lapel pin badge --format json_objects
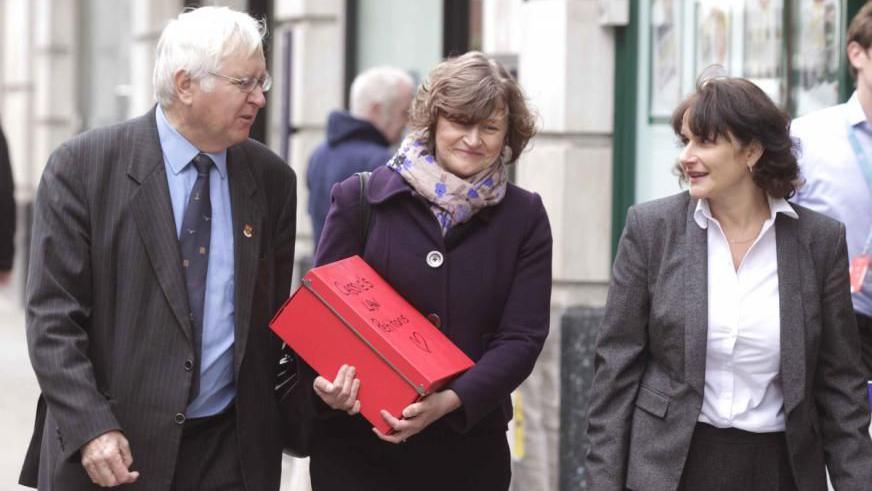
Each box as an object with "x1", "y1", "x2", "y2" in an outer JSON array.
[{"x1": 243, "y1": 224, "x2": 254, "y2": 238}]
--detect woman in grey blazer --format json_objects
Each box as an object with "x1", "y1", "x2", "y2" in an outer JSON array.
[{"x1": 586, "y1": 75, "x2": 872, "y2": 491}]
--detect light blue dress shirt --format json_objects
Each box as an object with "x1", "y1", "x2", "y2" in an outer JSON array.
[
  {"x1": 156, "y1": 105, "x2": 236, "y2": 418},
  {"x1": 792, "y1": 92, "x2": 872, "y2": 317}
]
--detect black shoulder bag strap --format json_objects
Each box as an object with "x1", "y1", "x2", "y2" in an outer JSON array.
[{"x1": 356, "y1": 171, "x2": 373, "y2": 250}]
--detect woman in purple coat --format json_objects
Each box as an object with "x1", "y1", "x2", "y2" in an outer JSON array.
[{"x1": 307, "y1": 51, "x2": 553, "y2": 490}]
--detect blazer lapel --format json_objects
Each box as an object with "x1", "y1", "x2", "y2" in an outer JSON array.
[
  {"x1": 684, "y1": 197, "x2": 708, "y2": 396},
  {"x1": 776, "y1": 214, "x2": 806, "y2": 414},
  {"x1": 128, "y1": 111, "x2": 193, "y2": 342},
  {"x1": 227, "y1": 145, "x2": 263, "y2": 376}
]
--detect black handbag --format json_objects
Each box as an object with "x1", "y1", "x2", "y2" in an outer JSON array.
[{"x1": 275, "y1": 343, "x2": 312, "y2": 457}]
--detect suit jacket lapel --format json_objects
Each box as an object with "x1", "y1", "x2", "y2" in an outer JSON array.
[
  {"x1": 776, "y1": 213, "x2": 805, "y2": 414},
  {"x1": 684, "y1": 197, "x2": 709, "y2": 396},
  {"x1": 128, "y1": 110, "x2": 194, "y2": 343},
  {"x1": 227, "y1": 145, "x2": 262, "y2": 376}
]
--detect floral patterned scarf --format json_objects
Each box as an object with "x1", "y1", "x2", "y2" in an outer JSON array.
[{"x1": 387, "y1": 130, "x2": 508, "y2": 235}]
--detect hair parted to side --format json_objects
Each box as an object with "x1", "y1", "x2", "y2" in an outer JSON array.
[
  {"x1": 847, "y1": 2, "x2": 872, "y2": 79},
  {"x1": 350, "y1": 67, "x2": 414, "y2": 120},
  {"x1": 408, "y1": 51, "x2": 537, "y2": 164},
  {"x1": 153, "y1": 6, "x2": 267, "y2": 108},
  {"x1": 671, "y1": 67, "x2": 801, "y2": 199}
]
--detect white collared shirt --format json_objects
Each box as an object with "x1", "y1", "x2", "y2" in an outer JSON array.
[{"x1": 694, "y1": 196, "x2": 799, "y2": 433}]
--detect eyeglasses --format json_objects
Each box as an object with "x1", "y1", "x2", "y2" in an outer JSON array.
[{"x1": 208, "y1": 71, "x2": 272, "y2": 94}]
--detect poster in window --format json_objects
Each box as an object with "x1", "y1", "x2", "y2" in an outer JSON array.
[
  {"x1": 791, "y1": 0, "x2": 841, "y2": 116},
  {"x1": 650, "y1": 0, "x2": 682, "y2": 120},
  {"x1": 695, "y1": 2, "x2": 731, "y2": 76},
  {"x1": 743, "y1": 0, "x2": 785, "y2": 106}
]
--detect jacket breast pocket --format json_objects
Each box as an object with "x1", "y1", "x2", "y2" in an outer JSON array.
[{"x1": 635, "y1": 385, "x2": 670, "y2": 419}]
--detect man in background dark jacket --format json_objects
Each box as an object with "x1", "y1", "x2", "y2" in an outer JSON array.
[
  {"x1": 0, "y1": 122, "x2": 14, "y2": 285},
  {"x1": 306, "y1": 67, "x2": 413, "y2": 248}
]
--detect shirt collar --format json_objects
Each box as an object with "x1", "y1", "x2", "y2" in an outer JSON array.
[
  {"x1": 155, "y1": 104, "x2": 227, "y2": 179},
  {"x1": 692, "y1": 198, "x2": 713, "y2": 229},
  {"x1": 846, "y1": 91, "x2": 868, "y2": 129},
  {"x1": 693, "y1": 195, "x2": 798, "y2": 230}
]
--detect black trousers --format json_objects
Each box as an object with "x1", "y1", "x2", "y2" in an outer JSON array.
[
  {"x1": 678, "y1": 423, "x2": 797, "y2": 491},
  {"x1": 171, "y1": 407, "x2": 244, "y2": 491},
  {"x1": 310, "y1": 430, "x2": 511, "y2": 491},
  {"x1": 856, "y1": 312, "x2": 872, "y2": 379}
]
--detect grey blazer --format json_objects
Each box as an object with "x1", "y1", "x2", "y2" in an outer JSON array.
[
  {"x1": 19, "y1": 109, "x2": 297, "y2": 490},
  {"x1": 585, "y1": 192, "x2": 872, "y2": 491}
]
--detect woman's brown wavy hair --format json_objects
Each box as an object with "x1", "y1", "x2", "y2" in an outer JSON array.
[
  {"x1": 408, "y1": 51, "x2": 537, "y2": 164},
  {"x1": 671, "y1": 72, "x2": 801, "y2": 199}
]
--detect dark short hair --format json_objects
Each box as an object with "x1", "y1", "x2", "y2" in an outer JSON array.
[
  {"x1": 408, "y1": 51, "x2": 536, "y2": 164},
  {"x1": 847, "y1": 2, "x2": 872, "y2": 79},
  {"x1": 670, "y1": 74, "x2": 800, "y2": 199}
]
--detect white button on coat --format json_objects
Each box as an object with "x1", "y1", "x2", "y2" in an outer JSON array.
[{"x1": 426, "y1": 251, "x2": 444, "y2": 268}]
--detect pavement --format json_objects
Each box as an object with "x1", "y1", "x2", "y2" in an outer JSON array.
[{"x1": 0, "y1": 293, "x2": 38, "y2": 489}]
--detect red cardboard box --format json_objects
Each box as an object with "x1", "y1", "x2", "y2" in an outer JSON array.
[{"x1": 270, "y1": 255, "x2": 475, "y2": 434}]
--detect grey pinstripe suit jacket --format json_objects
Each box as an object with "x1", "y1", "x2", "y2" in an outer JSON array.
[
  {"x1": 585, "y1": 192, "x2": 872, "y2": 491},
  {"x1": 19, "y1": 108, "x2": 297, "y2": 490}
]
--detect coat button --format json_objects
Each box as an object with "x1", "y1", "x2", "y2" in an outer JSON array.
[
  {"x1": 184, "y1": 359, "x2": 193, "y2": 371},
  {"x1": 426, "y1": 251, "x2": 444, "y2": 268},
  {"x1": 174, "y1": 413, "x2": 186, "y2": 425},
  {"x1": 427, "y1": 313, "x2": 441, "y2": 328}
]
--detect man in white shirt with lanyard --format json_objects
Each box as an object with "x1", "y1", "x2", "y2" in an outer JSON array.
[{"x1": 792, "y1": 2, "x2": 872, "y2": 386}]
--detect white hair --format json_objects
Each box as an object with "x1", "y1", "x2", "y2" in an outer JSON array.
[
  {"x1": 153, "y1": 6, "x2": 266, "y2": 108},
  {"x1": 349, "y1": 67, "x2": 415, "y2": 120}
]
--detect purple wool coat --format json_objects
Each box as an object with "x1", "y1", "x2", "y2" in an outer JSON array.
[{"x1": 313, "y1": 164, "x2": 553, "y2": 436}]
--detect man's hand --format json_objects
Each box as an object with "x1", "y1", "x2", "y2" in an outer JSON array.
[
  {"x1": 373, "y1": 389, "x2": 461, "y2": 444},
  {"x1": 313, "y1": 364, "x2": 361, "y2": 415},
  {"x1": 80, "y1": 430, "x2": 139, "y2": 487}
]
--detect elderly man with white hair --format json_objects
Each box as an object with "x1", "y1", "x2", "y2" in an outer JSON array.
[
  {"x1": 307, "y1": 67, "x2": 414, "y2": 248},
  {"x1": 19, "y1": 6, "x2": 296, "y2": 490}
]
